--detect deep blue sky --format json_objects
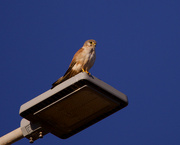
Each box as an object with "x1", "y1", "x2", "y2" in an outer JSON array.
[{"x1": 0, "y1": 0, "x2": 180, "y2": 145}]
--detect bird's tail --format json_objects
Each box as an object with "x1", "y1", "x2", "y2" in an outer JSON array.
[
  {"x1": 51, "y1": 77, "x2": 63, "y2": 89},
  {"x1": 51, "y1": 70, "x2": 78, "y2": 89}
]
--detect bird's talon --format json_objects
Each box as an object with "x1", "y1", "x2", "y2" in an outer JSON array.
[
  {"x1": 86, "y1": 71, "x2": 91, "y2": 75},
  {"x1": 81, "y1": 69, "x2": 91, "y2": 75}
]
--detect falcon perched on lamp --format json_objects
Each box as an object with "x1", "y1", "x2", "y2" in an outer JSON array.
[{"x1": 51, "y1": 39, "x2": 97, "y2": 89}]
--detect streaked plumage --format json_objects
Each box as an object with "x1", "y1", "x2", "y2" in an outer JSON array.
[{"x1": 51, "y1": 39, "x2": 96, "y2": 89}]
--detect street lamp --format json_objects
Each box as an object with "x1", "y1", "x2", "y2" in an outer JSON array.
[{"x1": 0, "y1": 72, "x2": 128, "y2": 144}]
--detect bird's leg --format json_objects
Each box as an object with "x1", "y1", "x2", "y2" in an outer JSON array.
[
  {"x1": 82, "y1": 68, "x2": 85, "y2": 72},
  {"x1": 82, "y1": 68, "x2": 91, "y2": 75},
  {"x1": 86, "y1": 70, "x2": 91, "y2": 75}
]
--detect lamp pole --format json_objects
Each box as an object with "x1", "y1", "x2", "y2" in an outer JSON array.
[{"x1": 0, "y1": 127, "x2": 24, "y2": 145}]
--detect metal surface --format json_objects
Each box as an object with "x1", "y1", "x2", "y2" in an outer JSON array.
[
  {"x1": 0, "y1": 128, "x2": 24, "y2": 145},
  {"x1": 20, "y1": 118, "x2": 49, "y2": 142}
]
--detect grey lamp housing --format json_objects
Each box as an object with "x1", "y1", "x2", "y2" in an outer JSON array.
[{"x1": 19, "y1": 72, "x2": 128, "y2": 140}]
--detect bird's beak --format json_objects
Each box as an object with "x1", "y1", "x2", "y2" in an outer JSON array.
[{"x1": 93, "y1": 42, "x2": 97, "y2": 46}]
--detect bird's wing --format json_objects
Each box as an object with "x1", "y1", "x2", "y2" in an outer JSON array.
[
  {"x1": 63, "y1": 47, "x2": 84, "y2": 76},
  {"x1": 51, "y1": 61, "x2": 77, "y2": 89},
  {"x1": 51, "y1": 48, "x2": 83, "y2": 89}
]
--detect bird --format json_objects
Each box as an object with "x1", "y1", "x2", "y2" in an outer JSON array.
[{"x1": 51, "y1": 39, "x2": 97, "y2": 89}]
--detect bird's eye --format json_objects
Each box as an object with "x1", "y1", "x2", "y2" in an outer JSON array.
[{"x1": 89, "y1": 41, "x2": 92, "y2": 44}]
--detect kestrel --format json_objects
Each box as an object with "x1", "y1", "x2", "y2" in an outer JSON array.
[{"x1": 51, "y1": 39, "x2": 97, "y2": 89}]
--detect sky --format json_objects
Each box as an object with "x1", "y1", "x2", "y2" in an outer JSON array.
[{"x1": 0, "y1": 0, "x2": 180, "y2": 145}]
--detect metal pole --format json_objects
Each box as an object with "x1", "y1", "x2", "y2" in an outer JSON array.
[{"x1": 0, "y1": 127, "x2": 24, "y2": 145}]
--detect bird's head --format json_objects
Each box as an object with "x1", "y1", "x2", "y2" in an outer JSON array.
[{"x1": 83, "y1": 39, "x2": 97, "y2": 49}]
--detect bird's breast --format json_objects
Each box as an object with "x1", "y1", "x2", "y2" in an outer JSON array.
[
  {"x1": 83, "y1": 49, "x2": 96, "y2": 70},
  {"x1": 72, "y1": 48, "x2": 96, "y2": 72}
]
